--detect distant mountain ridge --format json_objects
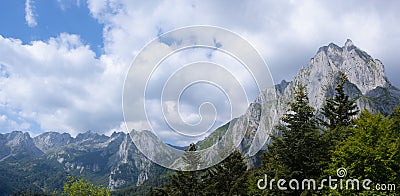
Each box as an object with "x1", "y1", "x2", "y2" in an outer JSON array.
[
  {"x1": 0, "y1": 130, "x2": 165, "y2": 193},
  {"x1": 0, "y1": 39, "x2": 399, "y2": 194},
  {"x1": 0, "y1": 131, "x2": 43, "y2": 161}
]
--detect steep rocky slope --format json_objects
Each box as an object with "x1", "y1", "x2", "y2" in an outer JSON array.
[
  {"x1": 0, "y1": 131, "x2": 166, "y2": 191},
  {"x1": 202, "y1": 39, "x2": 400, "y2": 166}
]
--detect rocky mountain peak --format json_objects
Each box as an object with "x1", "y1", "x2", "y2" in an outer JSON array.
[
  {"x1": 75, "y1": 130, "x2": 108, "y2": 143},
  {"x1": 305, "y1": 39, "x2": 388, "y2": 96},
  {"x1": 294, "y1": 40, "x2": 398, "y2": 113},
  {"x1": 344, "y1": 38, "x2": 354, "y2": 48},
  {"x1": 110, "y1": 131, "x2": 124, "y2": 138},
  {"x1": 276, "y1": 80, "x2": 290, "y2": 95},
  {"x1": 0, "y1": 131, "x2": 43, "y2": 161},
  {"x1": 6, "y1": 131, "x2": 32, "y2": 146},
  {"x1": 33, "y1": 132, "x2": 72, "y2": 153},
  {"x1": 219, "y1": 40, "x2": 400, "y2": 167},
  {"x1": 327, "y1": 42, "x2": 342, "y2": 51}
]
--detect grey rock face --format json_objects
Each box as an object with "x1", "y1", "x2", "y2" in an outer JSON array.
[
  {"x1": 0, "y1": 130, "x2": 161, "y2": 190},
  {"x1": 208, "y1": 39, "x2": 400, "y2": 167},
  {"x1": 288, "y1": 39, "x2": 399, "y2": 114},
  {"x1": 108, "y1": 132, "x2": 159, "y2": 190},
  {"x1": 33, "y1": 132, "x2": 73, "y2": 153},
  {"x1": 0, "y1": 131, "x2": 43, "y2": 161}
]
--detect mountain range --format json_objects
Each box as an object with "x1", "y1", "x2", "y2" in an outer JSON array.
[{"x1": 0, "y1": 39, "x2": 399, "y2": 194}]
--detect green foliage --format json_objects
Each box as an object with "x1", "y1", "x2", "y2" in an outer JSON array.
[
  {"x1": 62, "y1": 176, "x2": 111, "y2": 196},
  {"x1": 153, "y1": 148, "x2": 248, "y2": 195},
  {"x1": 319, "y1": 72, "x2": 360, "y2": 180},
  {"x1": 0, "y1": 157, "x2": 66, "y2": 195},
  {"x1": 202, "y1": 150, "x2": 248, "y2": 195},
  {"x1": 246, "y1": 168, "x2": 267, "y2": 196},
  {"x1": 198, "y1": 122, "x2": 230, "y2": 150},
  {"x1": 154, "y1": 143, "x2": 202, "y2": 196},
  {"x1": 325, "y1": 110, "x2": 400, "y2": 195},
  {"x1": 321, "y1": 72, "x2": 359, "y2": 130},
  {"x1": 391, "y1": 104, "x2": 400, "y2": 131},
  {"x1": 248, "y1": 83, "x2": 398, "y2": 195},
  {"x1": 258, "y1": 84, "x2": 325, "y2": 195}
]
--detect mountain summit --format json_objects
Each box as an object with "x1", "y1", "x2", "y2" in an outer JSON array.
[
  {"x1": 344, "y1": 38, "x2": 353, "y2": 46},
  {"x1": 202, "y1": 39, "x2": 400, "y2": 166},
  {"x1": 292, "y1": 39, "x2": 398, "y2": 113}
]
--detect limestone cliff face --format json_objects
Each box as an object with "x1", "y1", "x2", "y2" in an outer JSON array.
[
  {"x1": 0, "y1": 131, "x2": 43, "y2": 161},
  {"x1": 285, "y1": 39, "x2": 397, "y2": 113},
  {"x1": 0, "y1": 130, "x2": 162, "y2": 190},
  {"x1": 108, "y1": 132, "x2": 156, "y2": 190},
  {"x1": 33, "y1": 132, "x2": 73, "y2": 153},
  {"x1": 219, "y1": 39, "x2": 400, "y2": 166},
  {"x1": 294, "y1": 39, "x2": 393, "y2": 111}
]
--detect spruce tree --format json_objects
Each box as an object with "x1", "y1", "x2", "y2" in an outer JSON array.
[
  {"x1": 202, "y1": 150, "x2": 247, "y2": 195},
  {"x1": 163, "y1": 143, "x2": 201, "y2": 196},
  {"x1": 319, "y1": 72, "x2": 359, "y2": 175},
  {"x1": 260, "y1": 84, "x2": 324, "y2": 195},
  {"x1": 321, "y1": 72, "x2": 358, "y2": 130},
  {"x1": 182, "y1": 143, "x2": 200, "y2": 171}
]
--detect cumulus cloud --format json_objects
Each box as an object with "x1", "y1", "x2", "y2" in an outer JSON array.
[
  {"x1": 25, "y1": 0, "x2": 37, "y2": 27},
  {"x1": 84, "y1": 0, "x2": 400, "y2": 86},
  {"x1": 0, "y1": 34, "x2": 123, "y2": 136},
  {"x1": 84, "y1": 0, "x2": 400, "y2": 144}
]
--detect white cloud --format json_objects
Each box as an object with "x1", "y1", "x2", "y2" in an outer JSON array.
[
  {"x1": 0, "y1": 34, "x2": 123, "y2": 136},
  {"x1": 86, "y1": 0, "x2": 400, "y2": 144},
  {"x1": 84, "y1": 0, "x2": 400, "y2": 85},
  {"x1": 56, "y1": 0, "x2": 82, "y2": 11},
  {"x1": 25, "y1": 0, "x2": 37, "y2": 27},
  {"x1": 0, "y1": 115, "x2": 7, "y2": 122}
]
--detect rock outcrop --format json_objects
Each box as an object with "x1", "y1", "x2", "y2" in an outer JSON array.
[{"x1": 205, "y1": 39, "x2": 400, "y2": 167}]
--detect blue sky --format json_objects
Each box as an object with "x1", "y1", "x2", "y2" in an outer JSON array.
[
  {"x1": 0, "y1": 0, "x2": 103, "y2": 55},
  {"x1": 0, "y1": 0, "x2": 399, "y2": 146}
]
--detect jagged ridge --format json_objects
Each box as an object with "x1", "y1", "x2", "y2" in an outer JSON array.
[
  {"x1": 0, "y1": 130, "x2": 164, "y2": 191},
  {"x1": 201, "y1": 39, "x2": 400, "y2": 167}
]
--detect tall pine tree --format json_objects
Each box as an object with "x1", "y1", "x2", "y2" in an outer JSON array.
[
  {"x1": 319, "y1": 72, "x2": 359, "y2": 175},
  {"x1": 202, "y1": 150, "x2": 247, "y2": 195},
  {"x1": 321, "y1": 72, "x2": 358, "y2": 130},
  {"x1": 157, "y1": 143, "x2": 201, "y2": 196},
  {"x1": 260, "y1": 84, "x2": 324, "y2": 195}
]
